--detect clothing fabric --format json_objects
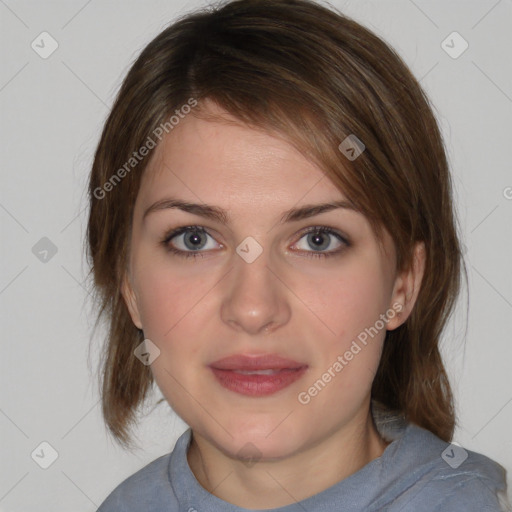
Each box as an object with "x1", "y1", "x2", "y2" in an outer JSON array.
[{"x1": 97, "y1": 402, "x2": 510, "y2": 511}]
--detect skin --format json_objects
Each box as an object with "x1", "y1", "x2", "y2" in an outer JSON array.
[{"x1": 122, "y1": 100, "x2": 426, "y2": 509}]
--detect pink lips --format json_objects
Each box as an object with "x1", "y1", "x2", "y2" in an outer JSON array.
[{"x1": 209, "y1": 354, "x2": 308, "y2": 396}]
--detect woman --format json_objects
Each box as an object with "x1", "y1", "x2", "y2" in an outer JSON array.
[{"x1": 87, "y1": 0, "x2": 509, "y2": 509}]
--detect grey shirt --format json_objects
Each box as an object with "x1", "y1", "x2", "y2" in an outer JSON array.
[{"x1": 97, "y1": 403, "x2": 509, "y2": 511}]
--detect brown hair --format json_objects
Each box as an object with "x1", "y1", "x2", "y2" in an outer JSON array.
[{"x1": 86, "y1": 0, "x2": 466, "y2": 449}]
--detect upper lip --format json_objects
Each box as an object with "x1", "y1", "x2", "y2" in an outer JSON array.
[{"x1": 209, "y1": 354, "x2": 307, "y2": 371}]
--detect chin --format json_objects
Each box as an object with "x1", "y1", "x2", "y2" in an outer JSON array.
[
  {"x1": 216, "y1": 425, "x2": 307, "y2": 463},
  {"x1": 187, "y1": 403, "x2": 316, "y2": 461}
]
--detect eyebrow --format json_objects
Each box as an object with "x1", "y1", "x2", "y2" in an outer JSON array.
[{"x1": 143, "y1": 197, "x2": 358, "y2": 224}]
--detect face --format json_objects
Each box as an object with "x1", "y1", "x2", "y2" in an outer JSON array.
[{"x1": 122, "y1": 100, "x2": 417, "y2": 461}]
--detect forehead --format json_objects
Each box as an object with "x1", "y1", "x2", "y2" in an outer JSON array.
[
  {"x1": 132, "y1": 104, "x2": 397, "y2": 268},
  {"x1": 139, "y1": 105, "x2": 346, "y2": 208}
]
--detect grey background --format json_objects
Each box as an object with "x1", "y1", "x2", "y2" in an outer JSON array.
[{"x1": 1, "y1": 0, "x2": 511, "y2": 509}]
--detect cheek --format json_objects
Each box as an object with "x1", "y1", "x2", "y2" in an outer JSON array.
[
  {"x1": 136, "y1": 278, "x2": 177, "y2": 336},
  {"x1": 134, "y1": 255, "x2": 213, "y2": 338},
  {"x1": 293, "y1": 258, "x2": 390, "y2": 394},
  {"x1": 296, "y1": 257, "x2": 391, "y2": 341},
  {"x1": 136, "y1": 269, "x2": 214, "y2": 427},
  {"x1": 298, "y1": 277, "x2": 387, "y2": 414}
]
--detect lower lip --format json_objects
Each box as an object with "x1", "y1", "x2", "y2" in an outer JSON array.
[{"x1": 209, "y1": 367, "x2": 308, "y2": 396}]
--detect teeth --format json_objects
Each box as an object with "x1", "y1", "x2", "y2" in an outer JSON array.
[{"x1": 234, "y1": 369, "x2": 281, "y2": 375}]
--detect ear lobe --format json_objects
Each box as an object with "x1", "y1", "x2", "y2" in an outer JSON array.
[
  {"x1": 121, "y1": 273, "x2": 143, "y2": 329},
  {"x1": 386, "y1": 241, "x2": 426, "y2": 331}
]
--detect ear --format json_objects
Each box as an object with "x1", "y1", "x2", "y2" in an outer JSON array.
[
  {"x1": 121, "y1": 272, "x2": 143, "y2": 329},
  {"x1": 386, "y1": 241, "x2": 426, "y2": 331}
]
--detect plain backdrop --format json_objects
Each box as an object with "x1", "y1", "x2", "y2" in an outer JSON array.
[{"x1": 0, "y1": 0, "x2": 511, "y2": 510}]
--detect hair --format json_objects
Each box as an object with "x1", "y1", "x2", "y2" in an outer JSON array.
[{"x1": 86, "y1": 0, "x2": 466, "y2": 449}]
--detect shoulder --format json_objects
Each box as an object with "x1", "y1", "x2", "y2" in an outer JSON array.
[
  {"x1": 383, "y1": 423, "x2": 510, "y2": 511},
  {"x1": 96, "y1": 452, "x2": 178, "y2": 512},
  {"x1": 431, "y1": 475, "x2": 512, "y2": 511}
]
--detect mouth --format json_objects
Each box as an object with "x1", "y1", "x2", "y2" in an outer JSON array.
[{"x1": 208, "y1": 354, "x2": 308, "y2": 396}]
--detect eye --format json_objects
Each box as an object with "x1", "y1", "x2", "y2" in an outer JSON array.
[
  {"x1": 161, "y1": 225, "x2": 349, "y2": 260},
  {"x1": 162, "y1": 226, "x2": 221, "y2": 259},
  {"x1": 292, "y1": 226, "x2": 349, "y2": 258}
]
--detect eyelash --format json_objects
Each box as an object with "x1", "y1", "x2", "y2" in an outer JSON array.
[{"x1": 161, "y1": 225, "x2": 350, "y2": 260}]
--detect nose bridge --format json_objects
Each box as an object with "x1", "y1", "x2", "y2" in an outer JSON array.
[{"x1": 220, "y1": 239, "x2": 290, "y2": 334}]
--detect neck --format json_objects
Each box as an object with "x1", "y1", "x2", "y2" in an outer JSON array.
[{"x1": 187, "y1": 407, "x2": 389, "y2": 509}]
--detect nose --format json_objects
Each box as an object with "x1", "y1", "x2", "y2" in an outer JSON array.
[{"x1": 220, "y1": 246, "x2": 291, "y2": 336}]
